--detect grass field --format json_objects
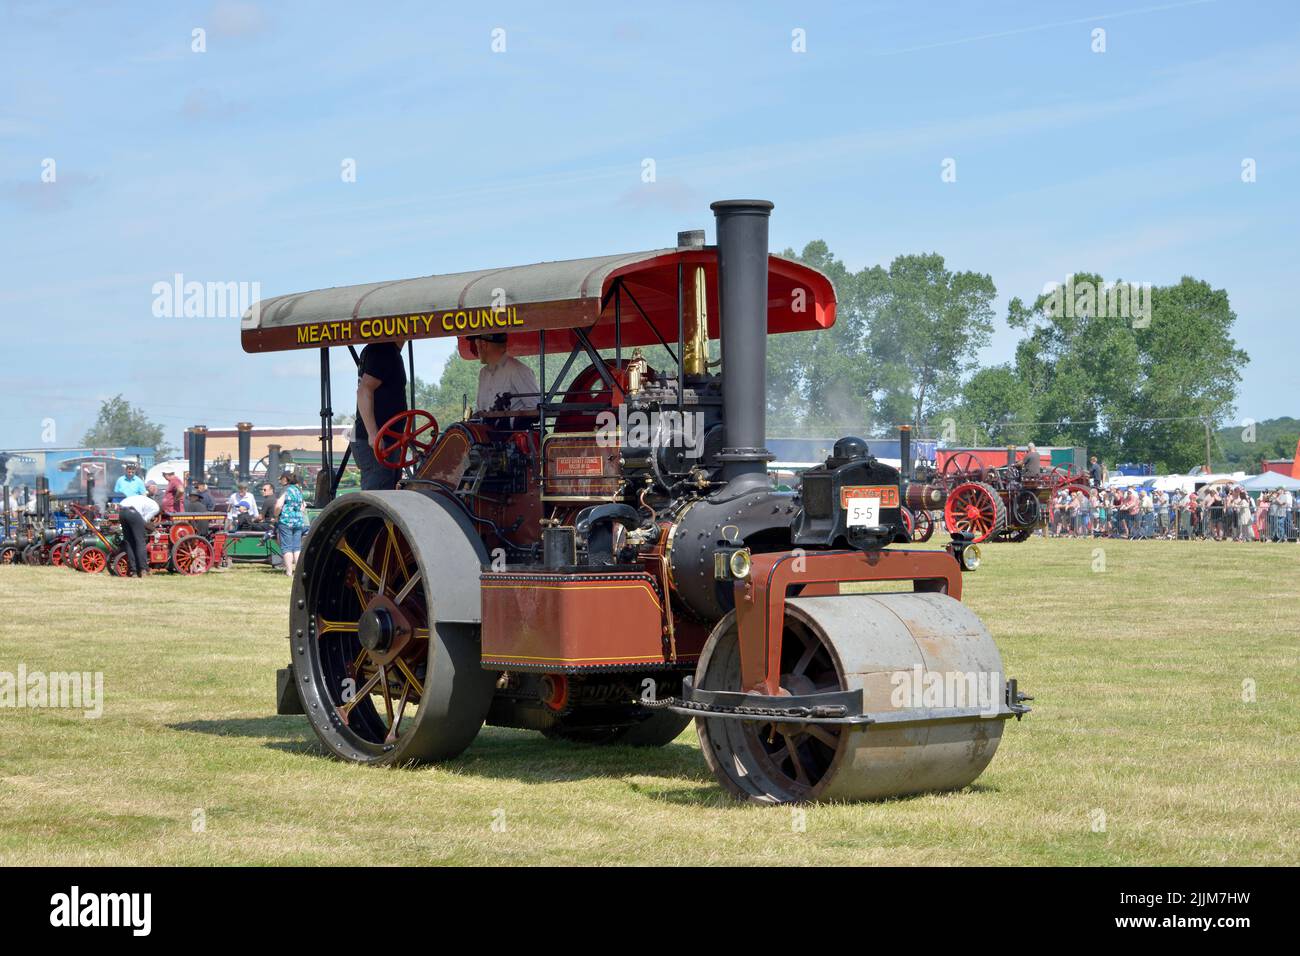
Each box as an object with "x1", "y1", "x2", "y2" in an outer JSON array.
[{"x1": 1, "y1": 536, "x2": 1296, "y2": 866}]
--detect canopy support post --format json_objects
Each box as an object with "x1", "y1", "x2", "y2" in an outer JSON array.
[
  {"x1": 537, "y1": 331, "x2": 546, "y2": 401},
  {"x1": 621, "y1": 283, "x2": 678, "y2": 366},
  {"x1": 543, "y1": 344, "x2": 582, "y2": 405},
  {"x1": 319, "y1": 347, "x2": 334, "y2": 503},
  {"x1": 572, "y1": 327, "x2": 619, "y2": 391},
  {"x1": 407, "y1": 340, "x2": 415, "y2": 411}
]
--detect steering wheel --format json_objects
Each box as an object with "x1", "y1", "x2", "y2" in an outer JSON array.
[{"x1": 374, "y1": 409, "x2": 439, "y2": 471}]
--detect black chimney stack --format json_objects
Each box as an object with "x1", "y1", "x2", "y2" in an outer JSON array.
[
  {"x1": 188, "y1": 425, "x2": 208, "y2": 491},
  {"x1": 711, "y1": 199, "x2": 774, "y2": 490},
  {"x1": 236, "y1": 422, "x2": 253, "y2": 484}
]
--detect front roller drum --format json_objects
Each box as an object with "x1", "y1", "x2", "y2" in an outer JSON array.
[{"x1": 695, "y1": 592, "x2": 1008, "y2": 804}]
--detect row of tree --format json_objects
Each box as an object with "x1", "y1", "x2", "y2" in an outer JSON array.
[{"x1": 772, "y1": 243, "x2": 1251, "y2": 473}]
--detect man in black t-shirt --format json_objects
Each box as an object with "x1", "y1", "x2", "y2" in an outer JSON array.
[{"x1": 352, "y1": 341, "x2": 408, "y2": 490}]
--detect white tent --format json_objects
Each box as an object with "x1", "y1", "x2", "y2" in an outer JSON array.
[
  {"x1": 145, "y1": 459, "x2": 190, "y2": 485},
  {"x1": 1240, "y1": 471, "x2": 1300, "y2": 492}
]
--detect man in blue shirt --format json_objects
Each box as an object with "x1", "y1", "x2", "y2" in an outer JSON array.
[{"x1": 113, "y1": 462, "x2": 147, "y2": 499}]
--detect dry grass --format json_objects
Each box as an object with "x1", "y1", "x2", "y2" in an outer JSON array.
[{"x1": 0, "y1": 535, "x2": 1296, "y2": 866}]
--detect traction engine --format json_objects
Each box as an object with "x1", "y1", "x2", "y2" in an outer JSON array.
[{"x1": 275, "y1": 200, "x2": 1029, "y2": 803}]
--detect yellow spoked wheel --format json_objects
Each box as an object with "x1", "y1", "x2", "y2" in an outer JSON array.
[{"x1": 290, "y1": 492, "x2": 496, "y2": 765}]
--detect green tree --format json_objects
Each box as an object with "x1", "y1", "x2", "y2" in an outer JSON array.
[
  {"x1": 82, "y1": 395, "x2": 173, "y2": 458},
  {"x1": 952, "y1": 364, "x2": 1036, "y2": 446},
  {"x1": 771, "y1": 241, "x2": 868, "y2": 434},
  {"x1": 861, "y1": 254, "x2": 997, "y2": 431},
  {"x1": 997, "y1": 275, "x2": 1247, "y2": 471}
]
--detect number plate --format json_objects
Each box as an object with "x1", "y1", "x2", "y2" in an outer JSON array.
[
  {"x1": 846, "y1": 497, "x2": 881, "y2": 528},
  {"x1": 840, "y1": 485, "x2": 899, "y2": 508}
]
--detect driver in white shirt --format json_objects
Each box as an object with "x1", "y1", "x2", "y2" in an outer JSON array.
[{"x1": 469, "y1": 333, "x2": 539, "y2": 414}]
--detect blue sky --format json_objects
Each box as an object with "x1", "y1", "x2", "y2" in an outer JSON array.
[{"x1": 1, "y1": 0, "x2": 1297, "y2": 449}]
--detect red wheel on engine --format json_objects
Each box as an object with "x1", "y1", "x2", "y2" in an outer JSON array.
[
  {"x1": 942, "y1": 452, "x2": 986, "y2": 482},
  {"x1": 374, "y1": 410, "x2": 439, "y2": 471},
  {"x1": 944, "y1": 482, "x2": 1006, "y2": 543},
  {"x1": 80, "y1": 547, "x2": 108, "y2": 574},
  {"x1": 911, "y1": 508, "x2": 935, "y2": 543},
  {"x1": 110, "y1": 552, "x2": 131, "y2": 577},
  {"x1": 48, "y1": 543, "x2": 65, "y2": 567},
  {"x1": 171, "y1": 535, "x2": 212, "y2": 575}
]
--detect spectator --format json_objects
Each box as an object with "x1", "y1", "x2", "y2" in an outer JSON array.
[
  {"x1": 258, "y1": 481, "x2": 277, "y2": 530},
  {"x1": 113, "y1": 462, "x2": 146, "y2": 500},
  {"x1": 1138, "y1": 489, "x2": 1155, "y2": 538},
  {"x1": 187, "y1": 479, "x2": 216, "y2": 512},
  {"x1": 274, "y1": 471, "x2": 309, "y2": 578},
  {"x1": 226, "y1": 481, "x2": 257, "y2": 529},
  {"x1": 1089, "y1": 455, "x2": 1103, "y2": 489},
  {"x1": 161, "y1": 469, "x2": 185, "y2": 514}
]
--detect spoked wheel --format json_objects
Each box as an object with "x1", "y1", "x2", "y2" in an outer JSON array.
[
  {"x1": 695, "y1": 594, "x2": 1007, "y2": 804},
  {"x1": 942, "y1": 452, "x2": 985, "y2": 482},
  {"x1": 171, "y1": 535, "x2": 212, "y2": 575},
  {"x1": 79, "y1": 545, "x2": 109, "y2": 574},
  {"x1": 0, "y1": 546, "x2": 17, "y2": 565},
  {"x1": 291, "y1": 491, "x2": 496, "y2": 765},
  {"x1": 109, "y1": 551, "x2": 132, "y2": 577},
  {"x1": 1010, "y1": 489, "x2": 1041, "y2": 527},
  {"x1": 905, "y1": 507, "x2": 935, "y2": 543},
  {"x1": 22, "y1": 545, "x2": 44, "y2": 566},
  {"x1": 944, "y1": 481, "x2": 1007, "y2": 542}
]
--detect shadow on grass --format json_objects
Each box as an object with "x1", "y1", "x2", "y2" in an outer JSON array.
[
  {"x1": 168, "y1": 717, "x2": 999, "y2": 805},
  {"x1": 168, "y1": 715, "x2": 715, "y2": 788},
  {"x1": 169, "y1": 716, "x2": 326, "y2": 757}
]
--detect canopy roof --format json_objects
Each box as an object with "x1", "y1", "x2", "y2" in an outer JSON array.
[
  {"x1": 1240, "y1": 471, "x2": 1300, "y2": 491},
  {"x1": 240, "y1": 248, "x2": 836, "y2": 356}
]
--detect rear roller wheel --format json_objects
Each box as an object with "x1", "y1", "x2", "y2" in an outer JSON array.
[
  {"x1": 695, "y1": 593, "x2": 1007, "y2": 804},
  {"x1": 291, "y1": 492, "x2": 497, "y2": 765}
]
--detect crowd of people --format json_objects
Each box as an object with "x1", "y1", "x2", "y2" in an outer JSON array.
[
  {"x1": 109, "y1": 464, "x2": 308, "y2": 577},
  {"x1": 1047, "y1": 483, "x2": 1297, "y2": 542}
]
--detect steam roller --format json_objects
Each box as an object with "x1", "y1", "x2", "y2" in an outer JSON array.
[{"x1": 253, "y1": 196, "x2": 1029, "y2": 803}]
